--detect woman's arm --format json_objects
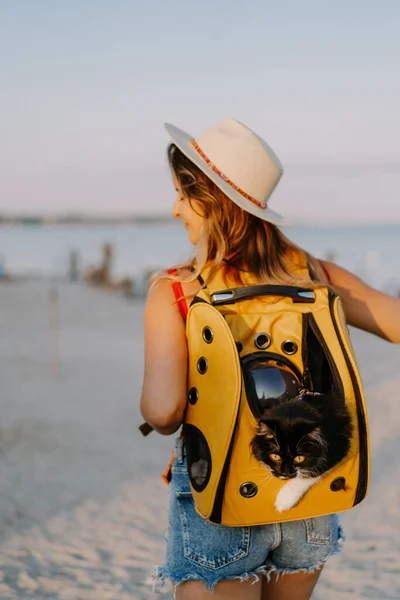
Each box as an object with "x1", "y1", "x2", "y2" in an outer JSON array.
[
  {"x1": 140, "y1": 279, "x2": 188, "y2": 435},
  {"x1": 321, "y1": 260, "x2": 400, "y2": 343}
]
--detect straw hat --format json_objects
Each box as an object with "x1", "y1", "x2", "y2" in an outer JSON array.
[{"x1": 164, "y1": 118, "x2": 285, "y2": 225}]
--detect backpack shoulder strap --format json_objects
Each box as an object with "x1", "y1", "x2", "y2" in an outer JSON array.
[
  {"x1": 167, "y1": 268, "x2": 188, "y2": 321},
  {"x1": 319, "y1": 261, "x2": 332, "y2": 284}
]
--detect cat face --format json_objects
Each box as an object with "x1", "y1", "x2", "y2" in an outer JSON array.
[{"x1": 251, "y1": 415, "x2": 327, "y2": 480}]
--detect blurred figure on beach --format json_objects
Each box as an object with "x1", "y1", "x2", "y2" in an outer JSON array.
[
  {"x1": 84, "y1": 243, "x2": 114, "y2": 286},
  {"x1": 84, "y1": 242, "x2": 134, "y2": 296}
]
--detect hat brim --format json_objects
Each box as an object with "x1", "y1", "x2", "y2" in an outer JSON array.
[{"x1": 164, "y1": 122, "x2": 287, "y2": 226}]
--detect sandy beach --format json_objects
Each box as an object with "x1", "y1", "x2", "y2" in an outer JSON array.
[{"x1": 1, "y1": 280, "x2": 400, "y2": 599}]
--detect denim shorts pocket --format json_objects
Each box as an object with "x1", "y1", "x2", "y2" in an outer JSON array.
[
  {"x1": 176, "y1": 491, "x2": 251, "y2": 569},
  {"x1": 305, "y1": 515, "x2": 334, "y2": 545}
]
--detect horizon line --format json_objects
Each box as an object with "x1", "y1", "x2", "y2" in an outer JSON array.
[{"x1": 0, "y1": 212, "x2": 399, "y2": 228}]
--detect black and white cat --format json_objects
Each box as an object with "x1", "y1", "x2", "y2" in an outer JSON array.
[{"x1": 250, "y1": 390, "x2": 353, "y2": 512}]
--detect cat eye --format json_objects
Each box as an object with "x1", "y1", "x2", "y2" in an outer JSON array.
[
  {"x1": 269, "y1": 453, "x2": 281, "y2": 462},
  {"x1": 294, "y1": 455, "x2": 306, "y2": 464}
]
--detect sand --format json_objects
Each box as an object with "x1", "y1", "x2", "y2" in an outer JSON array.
[{"x1": 0, "y1": 280, "x2": 399, "y2": 599}]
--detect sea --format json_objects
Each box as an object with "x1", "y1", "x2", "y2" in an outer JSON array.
[{"x1": 0, "y1": 222, "x2": 399, "y2": 294}]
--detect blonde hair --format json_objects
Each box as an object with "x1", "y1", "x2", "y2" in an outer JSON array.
[{"x1": 152, "y1": 143, "x2": 327, "y2": 290}]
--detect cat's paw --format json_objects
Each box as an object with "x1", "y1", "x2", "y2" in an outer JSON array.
[
  {"x1": 275, "y1": 485, "x2": 297, "y2": 512},
  {"x1": 274, "y1": 476, "x2": 320, "y2": 512}
]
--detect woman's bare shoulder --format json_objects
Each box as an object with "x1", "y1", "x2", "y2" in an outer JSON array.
[
  {"x1": 320, "y1": 260, "x2": 369, "y2": 290},
  {"x1": 144, "y1": 276, "x2": 184, "y2": 333},
  {"x1": 145, "y1": 267, "x2": 199, "y2": 314},
  {"x1": 146, "y1": 274, "x2": 176, "y2": 305}
]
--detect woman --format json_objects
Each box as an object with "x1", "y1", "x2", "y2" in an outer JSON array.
[{"x1": 141, "y1": 118, "x2": 400, "y2": 600}]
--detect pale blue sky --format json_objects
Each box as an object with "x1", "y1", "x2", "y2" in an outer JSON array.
[{"x1": 1, "y1": 0, "x2": 399, "y2": 222}]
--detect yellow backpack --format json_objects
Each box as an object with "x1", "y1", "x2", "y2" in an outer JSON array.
[{"x1": 183, "y1": 257, "x2": 369, "y2": 526}]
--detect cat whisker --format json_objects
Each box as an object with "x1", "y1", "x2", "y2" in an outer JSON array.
[
  {"x1": 263, "y1": 470, "x2": 274, "y2": 481},
  {"x1": 298, "y1": 464, "x2": 327, "y2": 478},
  {"x1": 256, "y1": 468, "x2": 274, "y2": 484},
  {"x1": 257, "y1": 475, "x2": 275, "y2": 494}
]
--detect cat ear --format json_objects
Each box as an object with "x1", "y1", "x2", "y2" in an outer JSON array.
[
  {"x1": 306, "y1": 427, "x2": 323, "y2": 443},
  {"x1": 256, "y1": 422, "x2": 275, "y2": 437}
]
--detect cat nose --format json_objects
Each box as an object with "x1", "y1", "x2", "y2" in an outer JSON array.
[{"x1": 281, "y1": 468, "x2": 296, "y2": 479}]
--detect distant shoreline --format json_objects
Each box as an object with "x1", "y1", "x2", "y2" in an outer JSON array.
[
  {"x1": 0, "y1": 215, "x2": 399, "y2": 228},
  {"x1": 0, "y1": 214, "x2": 174, "y2": 226}
]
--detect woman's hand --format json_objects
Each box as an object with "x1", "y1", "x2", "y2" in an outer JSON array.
[
  {"x1": 140, "y1": 279, "x2": 188, "y2": 435},
  {"x1": 322, "y1": 260, "x2": 400, "y2": 343}
]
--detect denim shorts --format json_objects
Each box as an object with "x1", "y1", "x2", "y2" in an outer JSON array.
[{"x1": 155, "y1": 438, "x2": 344, "y2": 593}]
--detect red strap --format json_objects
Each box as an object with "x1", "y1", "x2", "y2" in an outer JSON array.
[
  {"x1": 319, "y1": 261, "x2": 332, "y2": 284},
  {"x1": 167, "y1": 268, "x2": 188, "y2": 321}
]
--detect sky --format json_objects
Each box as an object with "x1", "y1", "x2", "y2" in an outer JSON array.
[{"x1": 1, "y1": 0, "x2": 400, "y2": 223}]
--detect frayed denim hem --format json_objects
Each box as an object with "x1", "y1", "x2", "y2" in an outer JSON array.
[
  {"x1": 151, "y1": 518, "x2": 345, "y2": 594},
  {"x1": 152, "y1": 564, "x2": 271, "y2": 595},
  {"x1": 261, "y1": 552, "x2": 334, "y2": 582},
  {"x1": 152, "y1": 548, "x2": 343, "y2": 595},
  {"x1": 262, "y1": 518, "x2": 345, "y2": 581}
]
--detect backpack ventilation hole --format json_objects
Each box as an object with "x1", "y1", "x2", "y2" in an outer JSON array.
[
  {"x1": 202, "y1": 326, "x2": 214, "y2": 343},
  {"x1": 282, "y1": 340, "x2": 298, "y2": 355},
  {"x1": 254, "y1": 333, "x2": 271, "y2": 350},
  {"x1": 197, "y1": 357, "x2": 208, "y2": 374}
]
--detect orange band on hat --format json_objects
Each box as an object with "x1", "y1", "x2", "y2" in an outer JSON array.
[{"x1": 191, "y1": 139, "x2": 265, "y2": 210}]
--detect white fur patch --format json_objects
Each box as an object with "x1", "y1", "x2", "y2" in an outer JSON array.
[{"x1": 275, "y1": 476, "x2": 322, "y2": 512}]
